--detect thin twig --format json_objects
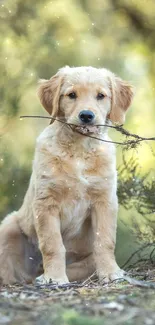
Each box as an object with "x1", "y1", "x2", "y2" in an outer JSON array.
[
  {"x1": 20, "y1": 115, "x2": 155, "y2": 147},
  {"x1": 123, "y1": 275, "x2": 155, "y2": 289},
  {"x1": 20, "y1": 115, "x2": 75, "y2": 126},
  {"x1": 34, "y1": 282, "x2": 84, "y2": 290},
  {"x1": 150, "y1": 247, "x2": 155, "y2": 264},
  {"x1": 121, "y1": 244, "x2": 152, "y2": 269},
  {"x1": 81, "y1": 271, "x2": 97, "y2": 286}
]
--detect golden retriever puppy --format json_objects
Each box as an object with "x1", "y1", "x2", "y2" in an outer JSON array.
[{"x1": 0, "y1": 66, "x2": 134, "y2": 285}]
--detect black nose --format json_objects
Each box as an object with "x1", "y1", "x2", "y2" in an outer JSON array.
[{"x1": 79, "y1": 110, "x2": 95, "y2": 124}]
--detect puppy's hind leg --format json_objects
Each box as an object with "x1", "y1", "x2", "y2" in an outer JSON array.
[
  {"x1": 66, "y1": 253, "x2": 95, "y2": 282},
  {"x1": 0, "y1": 212, "x2": 41, "y2": 284}
]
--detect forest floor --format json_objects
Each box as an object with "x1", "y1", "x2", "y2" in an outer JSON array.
[{"x1": 0, "y1": 262, "x2": 155, "y2": 325}]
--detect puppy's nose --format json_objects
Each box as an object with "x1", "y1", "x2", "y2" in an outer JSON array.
[{"x1": 79, "y1": 110, "x2": 95, "y2": 124}]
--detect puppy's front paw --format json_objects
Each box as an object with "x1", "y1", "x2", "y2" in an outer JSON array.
[
  {"x1": 98, "y1": 268, "x2": 125, "y2": 284},
  {"x1": 35, "y1": 274, "x2": 69, "y2": 285}
]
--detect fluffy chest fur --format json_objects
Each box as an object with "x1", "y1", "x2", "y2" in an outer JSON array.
[
  {"x1": 34, "y1": 126, "x2": 117, "y2": 236},
  {"x1": 50, "y1": 153, "x2": 113, "y2": 237}
]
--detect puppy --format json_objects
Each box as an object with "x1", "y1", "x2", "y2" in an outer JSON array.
[{"x1": 0, "y1": 66, "x2": 134, "y2": 284}]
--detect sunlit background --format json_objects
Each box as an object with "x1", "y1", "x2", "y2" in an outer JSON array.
[{"x1": 0, "y1": 0, "x2": 155, "y2": 265}]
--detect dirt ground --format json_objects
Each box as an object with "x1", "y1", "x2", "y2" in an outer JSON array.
[{"x1": 0, "y1": 263, "x2": 155, "y2": 325}]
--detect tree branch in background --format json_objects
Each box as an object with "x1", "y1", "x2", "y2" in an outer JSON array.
[
  {"x1": 118, "y1": 153, "x2": 155, "y2": 217},
  {"x1": 111, "y1": 0, "x2": 155, "y2": 48}
]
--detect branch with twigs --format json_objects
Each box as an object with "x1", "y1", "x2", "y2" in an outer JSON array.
[
  {"x1": 121, "y1": 243, "x2": 155, "y2": 269},
  {"x1": 20, "y1": 115, "x2": 155, "y2": 149}
]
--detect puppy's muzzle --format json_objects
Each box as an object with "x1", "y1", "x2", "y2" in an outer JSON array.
[{"x1": 79, "y1": 110, "x2": 95, "y2": 124}]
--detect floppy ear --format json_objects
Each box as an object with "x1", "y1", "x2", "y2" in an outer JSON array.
[
  {"x1": 108, "y1": 76, "x2": 134, "y2": 125},
  {"x1": 37, "y1": 74, "x2": 63, "y2": 119}
]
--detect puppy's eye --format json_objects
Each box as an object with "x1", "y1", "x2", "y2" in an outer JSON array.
[
  {"x1": 68, "y1": 92, "x2": 77, "y2": 99},
  {"x1": 97, "y1": 93, "x2": 105, "y2": 100}
]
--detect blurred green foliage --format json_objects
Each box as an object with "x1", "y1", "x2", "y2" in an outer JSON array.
[{"x1": 0, "y1": 0, "x2": 155, "y2": 262}]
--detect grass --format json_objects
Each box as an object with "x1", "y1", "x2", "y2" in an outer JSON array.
[{"x1": 0, "y1": 263, "x2": 155, "y2": 325}]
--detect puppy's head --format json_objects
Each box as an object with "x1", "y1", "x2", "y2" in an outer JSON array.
[{"x1": 38, "y1": 66, "x2": 134, "y2": 133}]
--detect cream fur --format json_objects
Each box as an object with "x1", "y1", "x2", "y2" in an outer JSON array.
[{"x1": 0, "y1": 66, "x2": 134, "y2": 284}]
